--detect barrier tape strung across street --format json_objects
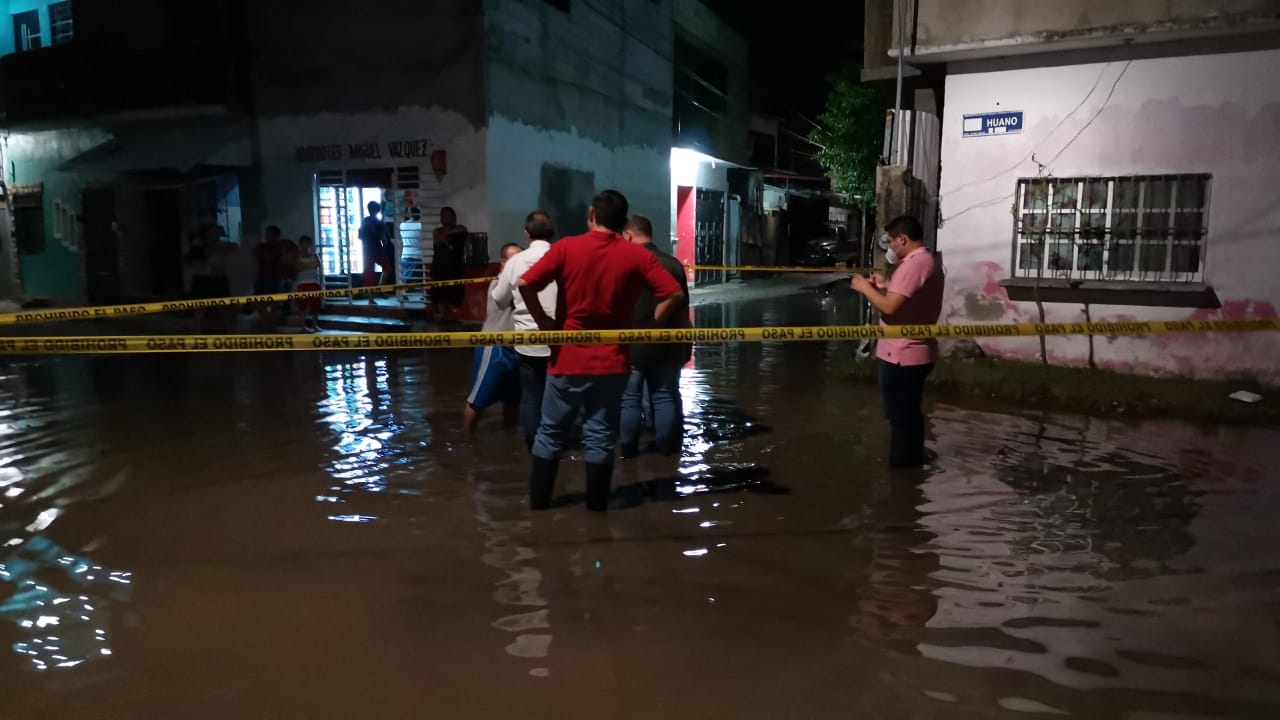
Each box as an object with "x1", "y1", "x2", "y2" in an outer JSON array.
[
  {"x1": 0, "y1": 265, "x2": 861, "y2": 327},
  {"x1": 0, "y1": 276, "x2": 495, "y2": 327},
  {"x1": 1, "y1": 318, "x2": 1276, "y2": 356},
  {"x1": 686, "y1": 264, "x2": 870, "y2": 274}
]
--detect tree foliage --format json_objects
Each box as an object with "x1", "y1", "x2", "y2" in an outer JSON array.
[{"x1": 809, "y1": 68, "x2": 883, "y2": 205}]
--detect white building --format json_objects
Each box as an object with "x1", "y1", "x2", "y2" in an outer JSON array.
[
  {"x1": 864, "y1": 0, "x2": 1280, "y2": 381},
  {"x1": 0, "y1": 0, "x2": 748, "y2": 314}
]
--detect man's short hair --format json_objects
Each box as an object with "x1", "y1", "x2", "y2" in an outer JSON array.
[
  {"x1": 525, "y1": 211, "x2": 554, "y2": 241},
  {"x1": 266, "y1": 225, "x2": 282, "y2": 238},
  {"x1": 501, "y1": 242, "x2": 523, "y2": 259},
  {"x1": 885, "y1": 215, "x2": 924, "y2": 243},
  {"x1": 591, "y1": 190, "x2": 629, "y2": 233},
  {"x1": 367, "y1": 201, "x2": 381, "y2": 215},
  {"x1": 626, "y1": 215, "x2": 653, "y2": 239}
]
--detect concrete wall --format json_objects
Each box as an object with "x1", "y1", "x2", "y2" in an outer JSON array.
[
  {"x1": 257, "y1": 108, "x2": 489, "y2": 253},
  {"x1": 484, "y1": 0, "x2": 674, "y2": 250},
  {"x1": 249, "y1": 0, "x2": 489, "y2": 251},
  {"x1": 5, "y1": 128, "x2": 112, "y2": 302},
  {"x1": 673, "y1": 0, "x2": 749, "y2": 163},
  {"x1": 908, "y1": 0, "x2": 1280, "y2": 57},
  {"x1": 936, "y1": 49, "x2": 1280, "y2": 381}
]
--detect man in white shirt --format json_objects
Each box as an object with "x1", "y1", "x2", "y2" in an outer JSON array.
[{"x1": 491, "y1": 211, "x2": 558, "y2": 449}]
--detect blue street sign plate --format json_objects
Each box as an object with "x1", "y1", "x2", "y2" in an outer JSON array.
[{"x1": 962, "y1": 111, "x2": 1024, "y2": 138}]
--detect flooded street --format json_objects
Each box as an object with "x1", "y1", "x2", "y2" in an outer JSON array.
[{"x1": 3, "y1": 286, "x2": 1279, "y2": 719}]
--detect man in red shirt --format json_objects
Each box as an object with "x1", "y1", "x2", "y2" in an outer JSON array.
[
  {"x1": 851, "y1": 215, "x2": 945, "y2": 468},
  {"x1": 518, "y1": 190, "x2": 686, "y2": 511}
]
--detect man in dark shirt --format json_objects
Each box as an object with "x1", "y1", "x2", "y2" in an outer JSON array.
[
  {"x1": 359, "y1": 201, "x2": 394, "y2": 303},
  {"x1": 518, "y1": 191, "x2": 686, "y2": 512},
  {"x1": 619, "y1": 215, "x2": 691, "y2": 458}
]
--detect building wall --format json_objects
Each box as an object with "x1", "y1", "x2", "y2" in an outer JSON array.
[
  {"x1": 936, "y1": 49, "x2": 1280, "y2": 380},
  {"x1": 909, "y1": 0, "x2": 1280, "y2": 56},
  {"x1": 249, "y1": 0, "x2": 489, "y2": 253},
  {"x1": 673, "y1": 0, "x2": 749, "y2": 163},
  {"x1": 484, "y1": 0, "x2": 673, "y2": 250},
  {"x1": 5, "y1": 128, "x2": 111, "y2": 302}
]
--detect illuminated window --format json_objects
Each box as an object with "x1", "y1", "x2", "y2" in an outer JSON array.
[{"x1": 1014, "y1": 174, "x2": 1210, "y2": 284}]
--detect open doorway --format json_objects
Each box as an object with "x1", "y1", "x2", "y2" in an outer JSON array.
[{"x1": 315, "y1": 167, "x2": 430, "y2": 292}]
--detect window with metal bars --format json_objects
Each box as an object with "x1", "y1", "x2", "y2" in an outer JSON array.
[
  {"x1": 1014, "y1": 174, "x2": 1210, "y2": 284},
  {"x1": 49, "y1": 1, "x2": 73, "y2": 45}
]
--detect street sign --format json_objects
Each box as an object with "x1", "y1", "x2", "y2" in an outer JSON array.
[{"x1": 962, "y1": 111, "x2": 1024, "y2": 138}]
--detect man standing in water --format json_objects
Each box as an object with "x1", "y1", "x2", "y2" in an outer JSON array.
[
  {"x1": 492, "y1": 211, "x2": 558, "y2": 450},
  {"x1": 851, "y1": 215, "x2": 944, "y2": 468},
  {"x1": 518, "y1": 191, "x2": 686, "y2": 512},
  {"x1": 463, "y1": 243, "x2": 525, "y2": 433},
  {"x1": 619, "y1": 214, "x2": 691, "y2": 458}
]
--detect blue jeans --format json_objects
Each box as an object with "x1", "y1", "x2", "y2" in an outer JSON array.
[
  {"x1": 620, "y1": 362, "x2": 683, "y2": 456},
  {"x1": 518, "y1": 354, "x2": 548, "y2": 449},
  {"x1": 879, "y1": 360, "x2": 934, "y2": 468},
  {"x1": 532, "y1": 373, "x2": 629, "y2": 465}
]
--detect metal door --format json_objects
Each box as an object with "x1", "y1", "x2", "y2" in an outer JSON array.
[
  {"x1": 694, "y1": 188, "x2": 725, "y2": 287},
  {"x1": 82, "y1": 188, "x2": 120, "y2": 303}
]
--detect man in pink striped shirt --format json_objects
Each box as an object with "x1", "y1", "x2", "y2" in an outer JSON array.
[{"x1": 851, "y1": 215, "x2": 945, "y2": 468}]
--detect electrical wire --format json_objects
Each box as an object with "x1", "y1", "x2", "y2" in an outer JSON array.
[
  {"x1": 941, "y1": 61, "x2": 1133, "y2": 225},
  {"x1": 942, "y1": 60, "x2": 1111, "y2": 196}
]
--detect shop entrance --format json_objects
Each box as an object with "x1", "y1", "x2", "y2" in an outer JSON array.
[{"x1": 314, "y1": 167, "x2": 434, "y2": 292}]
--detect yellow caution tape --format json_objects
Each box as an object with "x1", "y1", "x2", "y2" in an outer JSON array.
[
  {"x1": 1, "y1": 319, "x2": 1275, "y2": 355},
  {"x1": 0, "y1": 266, "x2": 864, "y2": 327},
  {"x1": 688, "y1": 264, "x2": 871, "y2": 274},
  {"x1": 0, "y1": 276, "x2": 495, "y2": 327}
]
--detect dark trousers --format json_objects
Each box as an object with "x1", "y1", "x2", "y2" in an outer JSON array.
[
  {"x1": 518, "y1": 354, "x2": 549, "y2": 450},
  {"x1": 363, "y1": 244, "x2": 396, "y2": 289},
  {"x1": 879, "y1": 360, "x2": 934, "y2": 468}
]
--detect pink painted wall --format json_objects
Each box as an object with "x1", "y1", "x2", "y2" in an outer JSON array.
[
  {"x1": 675, "y1": 186, "x2": 696, "y2": 285},
  {"x1": 936, "y1": 50, "x2": 1280, "y2": 382}
]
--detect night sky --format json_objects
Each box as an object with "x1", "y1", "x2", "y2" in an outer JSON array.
[{"x1": 701, "y1": 0, "x2": 866, "y2": 119}]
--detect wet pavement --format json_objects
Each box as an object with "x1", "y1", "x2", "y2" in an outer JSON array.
[{"x1": 2, "y1": 283, "x2": 1279, "y2": 719}]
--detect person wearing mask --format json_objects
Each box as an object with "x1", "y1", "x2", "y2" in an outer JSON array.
[
  {"x1": 431, "y1": 207, "x2": 468, "y2": 322},
  {"x1": 491, "y1": 211, "x2": 558, "y2": 450},
  {"x1": 850, "y1": 215, "x2": 945, "y2": 469},
  {"x1": 518, "y1": 191, "x2": 686, "y2": 512},
  {"x1": 618, "y1": 215, "x2": 691, "y2": 458},
  {"x1": 464, "y1": 243, "x2": 525, "y2": 433}
]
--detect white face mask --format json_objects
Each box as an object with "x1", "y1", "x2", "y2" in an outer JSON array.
[{"x1": 885, "y1": 246, "x2": 899, "y2": 266}]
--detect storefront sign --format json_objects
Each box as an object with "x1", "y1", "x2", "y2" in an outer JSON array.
[
  {"x1": 294, "y1": 138, "x2": 434, "y2": 162},
  {"x1": 962, "y1": 111, "x2": 1023, "y2": 138}
]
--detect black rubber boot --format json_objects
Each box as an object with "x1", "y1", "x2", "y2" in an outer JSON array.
[
  {"x1": 529, "y1": 456, "x2": 559, "y2": 511},
  {"x1": 584, "y1": 462, "x2": 614, "y2": 512}
]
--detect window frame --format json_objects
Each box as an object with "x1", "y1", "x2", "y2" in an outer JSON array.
[{"x1": 1011, "y1": 174, "x2": 1211, "y2": 285}]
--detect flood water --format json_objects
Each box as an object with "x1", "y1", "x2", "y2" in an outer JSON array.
[{"x1": 2, "y1": 285, "x2": 1279, "y2": 719}]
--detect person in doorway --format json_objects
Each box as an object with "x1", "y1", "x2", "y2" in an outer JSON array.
[
  {"x1": 253, "y1": 225, "x2": 285, "y2": 332},
  {"x1": 360, "y1": 201, "x2": 394, "y2": 304},
  {"x1": 850, "y1": 215, "x2": 945, "y2": 469},
  {"x1": 294, "y1": 235, "x2": 324, "y2": 333},
  {"x1": 518, "y1": 190, "x2": 686, "y2": 512},
  {"x1": 492, "y1": 210, "x2": 558, "y2": 450},
  {"x1": 464, "y1": 243, "x2": 525, "y2": 433},
  {"x1": 431, "y1": 207, "x2": 468, "y2": 322},
  {"x1": 619, "y1": 214, "x2": 691, "y2": 458}
]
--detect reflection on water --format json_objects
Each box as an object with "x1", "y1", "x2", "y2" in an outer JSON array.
[
  {"x1": 0, "y1": 364, "x2": 133, "y2": 678},
  {"x1": 1, "y1": 288, "x2": 1279, "y2": 718}
]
